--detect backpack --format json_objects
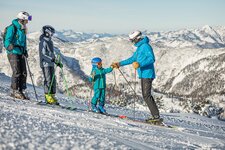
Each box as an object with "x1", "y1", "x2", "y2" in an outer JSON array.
[{"x1": 1, "y1": 24, "x2": 17, "y2": 48}]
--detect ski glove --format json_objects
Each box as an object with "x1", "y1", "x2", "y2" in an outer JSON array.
[
  {"x1": 51, "y1": 58, "x2": 55, "y2": 62},
  {"x1": 51, "y1": 58, "x2": 63, "y2": 68},
  {"x1": 7, "y1": 44, "x2": 14, "y2": 51},
  {"x1": 55, "y1": 62, "x2": 63, "y2": 68},
  {"x1": 24, "y1": 51, "x2": 28, "y2": 58},
  {"x1": 111, "y1": 62, "x2": 120, "y2": 69},
  {"x1": 132, "y1": 62, "x2": 139, "y2": 69}
]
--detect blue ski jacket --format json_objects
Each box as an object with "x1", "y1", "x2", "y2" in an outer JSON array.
[
  {"x1": 89, "y1": 67, "x2": 113, "y2": 89},
  {"x1": 4, "y1": 19, "x2": 27, "y2": 55},
  {"x1": 119, "y1": 36, "x2": 156, "y2": 79}
]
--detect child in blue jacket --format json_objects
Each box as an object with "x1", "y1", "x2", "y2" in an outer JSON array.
[{"x1": 89, "y1": 57, "x2": 113, "y2": 113}]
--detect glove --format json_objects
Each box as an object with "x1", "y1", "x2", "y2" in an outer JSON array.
[
  {"x1": 51, "y1": 58, "x2": 55, "y2": 62},
  {"x1": 7, "y1": 44, "x2": 14, "y2": 51},
  {"x1": 51, "y1": 58, "x2": 63, "y2": 68},
  {"x1": 55, "y1": 62, "x2": 63, "y2": 68},
  {"x1": 24, "y1": 51, "x2": 28, "y2": 58},
  {"x1": 56, "y1": 62, "x2": 63, "y2": 68},
  {"x1": 111, "y1": 62, "x2": 120, "y2": 69},
  {"x1": 132, "y1": 62, "x2": 139, "y2": 69}
]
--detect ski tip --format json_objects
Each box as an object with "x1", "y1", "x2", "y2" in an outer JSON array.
[{"x1": 118, "y1": 115, "x2": 127, "y2": 119}]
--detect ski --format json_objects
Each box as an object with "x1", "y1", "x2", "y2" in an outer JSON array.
[
  {"x1": 100, "y1": 113, "x2": 177, "y2": 129},
  {"x1": 37, "y1": 101, "x2": 77, "y2": 111}
]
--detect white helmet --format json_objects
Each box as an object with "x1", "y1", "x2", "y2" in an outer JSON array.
[
  {"x1": 129, "y1": 30, "x2": 142, "y2": 43},
  {"x1": 17, "y1": 11, "x2": 32, "y2": 21}
]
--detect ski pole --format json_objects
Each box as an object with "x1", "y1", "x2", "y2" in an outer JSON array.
[
  {"x1": 88, "y1": 72, "x2": 95, "y2": 111},
  {"x1": 107, "y1": 70, "x2": 117, "y2": 104},
  {"x1": 118, "y1": 68, "x2": 138, "y2": 119},
  {"x1": 118, "y1": 68, "x2": 137, "y2": 95},
  {"x1": 56, "y1": 54, "x2": 72, "y2": 97},
  {"x1": 24, "y1": 56, "x2": 38, "y2": 101},
  {"x1": 48, "y1": 55, "x2": 59, "y2": 95},
  {"x1": 88, "y1": 84, "x2": 93, "y2": 111},
  {"x1": 133, "y1": 69, "x2": 137, "y2": 119},
  {"x1": 60, "y1": 67, "x2": 72, "y2": 97}
]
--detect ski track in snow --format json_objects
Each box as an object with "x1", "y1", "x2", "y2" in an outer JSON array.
[{"x1": 0, "y1": 73, "x2": 225, "y2": 150}]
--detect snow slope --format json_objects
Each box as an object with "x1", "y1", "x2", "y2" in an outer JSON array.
[{"x1": 0, "y1": 73, "x2": 225, "y2": 149}]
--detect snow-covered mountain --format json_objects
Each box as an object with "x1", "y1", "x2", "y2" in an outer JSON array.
[
  {"x1": 0, "y1": 73, "x2": 225, "y2": 149},
  {"x1": 28, "y1": 30, "x2": 114, "y2": 42},
  {"x1": 147, "y1": 25, "x2": 225, "y2": 49},
  {"x1": 0, "y1": 25, "x2": 225, "y2": 115}
]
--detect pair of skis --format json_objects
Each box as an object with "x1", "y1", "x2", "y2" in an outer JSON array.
[{"x1": 88, "y1": 110, "x2": 175, "y2": 128}]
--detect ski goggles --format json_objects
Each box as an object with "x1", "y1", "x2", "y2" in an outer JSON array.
[
  {"x1": 28, "y1": 15, "x2": 32, "y2": 21},
  {"x1": 92, "y1": 62, "x2": 102, "y2": 66},
  {"x1": 97, "y1": 62, "x2": 102, "y2": 65}
]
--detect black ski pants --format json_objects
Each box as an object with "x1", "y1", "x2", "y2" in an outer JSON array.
[
  {"x1": 7, "y1": 54, "x2": 27, "y2": 91},
  {"x1": 141, "y1": 78, "x2": 159, "y2": 117},
  {"x1": 42, "y1": 67, "x2": 56, "y2": 94}
]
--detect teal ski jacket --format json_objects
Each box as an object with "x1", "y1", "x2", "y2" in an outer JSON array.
[
  {"x1": 4, "y1": 19, "x2": 27, "y2": 55},
  {"x1": 119, "y1": 36, "x2": 156, "y2": 79},
  {"x1": 89, "y1": 67, "x2": 113, "y2": 89}
]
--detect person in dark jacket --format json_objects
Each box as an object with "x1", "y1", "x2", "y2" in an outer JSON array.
[
  {"x1": 111, "y1": 30, "x2": 162, "y2": 123},
  {"x1": 4, "y1": 11, "x2": 32, "y2": 99},
  {"x1": 39, "y1": 25, "x2": 63, "y2": 104}
]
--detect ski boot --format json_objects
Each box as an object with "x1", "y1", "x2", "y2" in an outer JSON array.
[
  {"x1": 19, "y1": 90, "x2": 30, "y2": 100},
  {"x1": 91, "y1": 103, "x2": 99, "y2": 113},
  {"x1": 10, "y1": 90, "x2": 26, "y2": 100},
  {"x1": 45, "y1": 94, "x2": 59, "y2": 105},
  {"x1": 145, "y1": 116, "x2": 163, "y2": 125},
  {"x1": 98, "y1": 105, "x2": 107, "y2": 114}
]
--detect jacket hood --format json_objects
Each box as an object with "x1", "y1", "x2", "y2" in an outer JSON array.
[
  {"x1": 12, "y1": 19, "x2": 22, "y2": 29},
  {"x1": 134, "y1": 36, "x2": 149, "y2": 47}
]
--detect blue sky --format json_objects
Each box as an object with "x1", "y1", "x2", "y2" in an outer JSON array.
[{"x1": 0, "y1": 0, "x2": 224, "y2": 33}]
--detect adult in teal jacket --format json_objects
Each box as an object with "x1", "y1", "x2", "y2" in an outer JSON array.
[
  {"x1": 111, "y1": 31, "x2": 161, "y2": 122},
  {"x1": 89, "y1": 57, "x2": 113, "y2": 113},
  {"x1": 4, "y1": 11, "x2": 32, "y2": 99}
]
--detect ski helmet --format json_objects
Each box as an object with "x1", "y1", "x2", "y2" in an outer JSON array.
[
  {"x1": 129, "y1": 30, "x2": 142, "y2": 43},
  {"x1": 91, "y1": 57, "x2": 102, "y2": 67},
  {"x1": 17, "y1": 11, "x2": 32, "y2": 21},
  {"x1": 42, "y1": 25, "x2": 55, "y2": 37}
]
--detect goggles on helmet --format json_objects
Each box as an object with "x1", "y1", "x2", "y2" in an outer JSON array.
[{"x1": 28, "y1": 15, "x2": 32, "y2": 21}]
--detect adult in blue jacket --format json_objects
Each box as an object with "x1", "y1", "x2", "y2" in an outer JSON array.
[
  {"x1": 111, "y1": 31, "x2": 161, "y2": 122},
  {"x1": 4, "y1": 11, "x2": 32, "y2": 99}
]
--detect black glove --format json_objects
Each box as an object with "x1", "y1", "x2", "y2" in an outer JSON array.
[
  {"x1": 51, "y1": 57, "x2": 55, "y2": 62},
  {"x1": 24, "y1": 52, "x2": 28, "y2": 58},
  {"x1": 55, "y1": 61, "x2": 63, "y2": 68}
]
